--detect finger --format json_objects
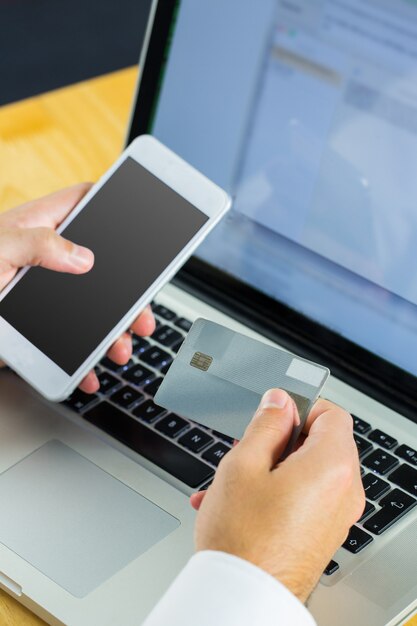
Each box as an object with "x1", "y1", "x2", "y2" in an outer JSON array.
[
  {"x1": 294, "y1": 405, "x2": 355, "y2": 469},
  {"x1": 0, "y1": 183, "x2": 92, "y2": 230},
  {"x1": 106, "y1": 332, "x2": 132, "y2": 365},
  {"x1": 292, "y1": 407, "x2": 363, "y2": 520},
  {"x1": 237, "y1": 389, "x2": 297, "y2": 469},
  {"x1": 302, "y1": 398, "x2": 347, "y2": 435},
  {"x1": 306, "y1": 406, "x2": 354, "y2": 448},
  {"x1": 79, "y1": 370, "x2": 100, "y2": 394},
  {"x1": 0, "y1": 227, "x2": 94, "y2": 274},
  {"x1": 130, "y1": 305, "x2": 156, "y2": 337},
  {"x1": 190, "y1": 490, "x2": 207, "y2": 511}
]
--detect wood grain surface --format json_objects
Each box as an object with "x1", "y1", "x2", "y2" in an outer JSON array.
[
  {"x1": 0, "y1": 65, "x2": 416, "y2": 626},
  {"x1": 0, "y1": 66, "x2": 137, "y2": 213}
]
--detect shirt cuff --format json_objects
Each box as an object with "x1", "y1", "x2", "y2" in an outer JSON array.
[{"x1": 143, "y1": 550, "x2": 317, "y2": 626}]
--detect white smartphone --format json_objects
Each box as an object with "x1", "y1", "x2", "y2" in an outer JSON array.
[{"x1": 0, "y1": 135, "x2": 231, "y2": 401}]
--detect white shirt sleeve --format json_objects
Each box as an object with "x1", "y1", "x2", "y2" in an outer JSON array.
[{"x1": 142, "y1": 550, "x2": 316, "y2": 626}]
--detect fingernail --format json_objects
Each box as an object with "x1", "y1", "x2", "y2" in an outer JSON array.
[
  {"x1": 260, "y1": 388, "x2": 289, "y2": 410},
  {"x1": 70, "y1": 245, "x2": 94, "y2": 270}
]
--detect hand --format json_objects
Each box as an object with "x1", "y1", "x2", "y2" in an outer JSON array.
[
  {"x1": 0, "y1": 184, "x2": 155, "y2": 393},
  {"x1": 190, "y1": 390, "x2": 365, "y2": 603}
]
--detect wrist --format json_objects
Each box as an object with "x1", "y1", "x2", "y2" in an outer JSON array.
[
  {"x1": 202, "y1": 546, "x2": 320, "y2": 604},
  {"x1": 195, "y1": 550, "x2": 317, "y2": 616},
  {"x1": 273, "y1": 570, "x2": 318, "y2": 604}
]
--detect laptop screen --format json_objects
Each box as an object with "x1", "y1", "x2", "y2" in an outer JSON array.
[{"x1": 148, "y1": 0, "x2": 417, "y2": 379}]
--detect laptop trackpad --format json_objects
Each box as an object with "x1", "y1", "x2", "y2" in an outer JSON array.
[{"x1": 0, "y1": 440, "x2": 180, "y2": 597}]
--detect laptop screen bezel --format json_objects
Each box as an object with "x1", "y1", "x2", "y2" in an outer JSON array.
[{"x1": 126, "y1": 0, "x2": 417, "y2": 423}]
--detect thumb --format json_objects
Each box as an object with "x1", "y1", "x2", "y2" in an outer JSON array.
[
  {"x1": 0, "y1": 227, "x2": 94, "y2": 274},
  {"x1": 238, "y1": 389, "x2": 297, "y2": 469}
]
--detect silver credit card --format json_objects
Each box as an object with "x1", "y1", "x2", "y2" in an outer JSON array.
[{"x1": 155, "y1": 319, "x2": 330, "y2": 445}]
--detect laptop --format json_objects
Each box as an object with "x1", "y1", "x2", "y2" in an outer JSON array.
[{"x1": 1, "y1": 0, "x2": 417, "y2": 624}]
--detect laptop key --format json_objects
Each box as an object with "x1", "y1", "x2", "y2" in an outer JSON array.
[
  {"x1": 152, "y1": 304, "x2": 176, "y2": 321},
  {"x1": 141, "y1": 347, "x2": 172, "y2": 369},
  {"x1": 342, "y1": 526, "x2": 373, "y2": 554},
  {"x1": 133, "y1": 399, "x2": 165, "y2": 423},
  {"x1": 111, "y1": 386, "x2": 143, "y2": 409},
  {"x1": 155, "y1": 414, "x2": 189, "y2": 438},
  {"x1": 179, "y1": 428, "x2": 214, "y2": 453},
  {"x1": 368, "y1": 429, "x2": 398, "y2": 450},
  {"x1": 171, "y1": 338, "x2": 184, "y2": 353},
  {"x1": 362, "y1": 474, "x2": 390, "y2": 500},
  {"x1": 354, "y1": 434, "x2": 373, "y2": 458},
  {"x1": 199, "y1": 479, "x2": 213, "y2": 491},
  {"x1": 395, "y1": 444, "x2": 417, "y2": 466},
  {"x1": 100, "y1": 356, "x2": 124, "y2": 373},
  {"x1": 362, "y1": 449, "x2": 399, "y2": 475},
  {"x1": 212, "y1": 430, "x2": 234, "y2": 445},
  {"x1": 352, "y1": 416, "x2": 371, "y2": 435},
  {"x1": 364, "y1": 489, "x2": 417, "y2": 535},
  {"x1": 84, "y1": 402, "x2": 214, "y2": 488},
  {"x1": 153, "y1": 325, "x2": 183, "y2": 348},
  {"x1": 144, "y1": 377, "x2": 164, "y2": 397},
  {"x1": 389, "y1": 464, "x2": 417, "y2": 497},
  {"x1": 123, "y1": 363, "x2": 155, "y2": 387},
  {"x1": 358, "y1": 500, "x2": 376, "y2": 523},
  {"x1": 174, "y1": 317, "x2": 192, "y2": 332},
  {"x1": 160, "y1": 362, "x2": 172, "y2": 375},
  {"x1": 379, "y1": 488, "x2": 416, "y2": 510},
  {"x1": 202, "y1": 442, "x2": 231, "y2": 467},
  {"x1": 102, "y1": 358, "x2": 134, "y2": 375},
  {"x1": 64, "y1": 390, "x2": 98, "y2": 412},
  {"x1": 120, "y1": 359, "x2": 135, "y2": 372},
  {"x1": 323, "y1": 560, "x2": 339, "y2": 576},
  {"x1": 131, "y1": 336, "x2": 150, "y2": 355},
  {"x1": 97, "y1": 372, "x2": 119, "y2": 394}
]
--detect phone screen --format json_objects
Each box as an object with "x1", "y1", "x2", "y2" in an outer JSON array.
[{"x1": 0, "y1": 157, "x2": 208, "y2": 375}]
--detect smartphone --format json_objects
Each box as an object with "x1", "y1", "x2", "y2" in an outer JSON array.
[{"x1": 0, "y1": 135, "x2": 231, "y2": 401}]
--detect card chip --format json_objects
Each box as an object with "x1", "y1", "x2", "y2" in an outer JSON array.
[{"x1": 190, "y1": 352, "x2": 213, "y2": 371}]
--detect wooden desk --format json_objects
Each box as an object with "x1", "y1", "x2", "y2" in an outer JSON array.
[
  {"x1": 0, "y1": 66, "x2": 137, "y2": 213},
  {"x1": 0, "y1": 66, "x2": 416, "y2": 626}
]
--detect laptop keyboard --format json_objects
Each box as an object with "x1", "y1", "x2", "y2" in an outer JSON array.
[
  {"x1": 64, "y1": 304, "x2": 224, "y2": 489},
  {"x1": 330, "y1": 415, "x2": 417, "y2": 574},
  {"x1": 63, "y1": 302, "x2": 417, "y2": 575}
]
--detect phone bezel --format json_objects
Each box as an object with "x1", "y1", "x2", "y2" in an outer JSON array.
[{"x1": 0, "y1": 135, "x2": 231, "y2": 401}]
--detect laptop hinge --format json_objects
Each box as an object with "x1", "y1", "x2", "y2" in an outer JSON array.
[{"x1": 0, "y1": 572, "x2": 22, "y2": 596}]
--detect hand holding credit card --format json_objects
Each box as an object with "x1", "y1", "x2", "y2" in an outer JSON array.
[{"x1": 155, "y1": 319, "x2": 330, "y2": 450}]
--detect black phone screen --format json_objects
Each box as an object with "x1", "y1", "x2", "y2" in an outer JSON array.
[{"x1": 0, "y1": 157, "x2": 208, "y2": 375}]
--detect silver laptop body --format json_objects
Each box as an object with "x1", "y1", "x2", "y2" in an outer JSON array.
[{"x1": 1, "y1": 1, "x2": 417, "y2": 625}]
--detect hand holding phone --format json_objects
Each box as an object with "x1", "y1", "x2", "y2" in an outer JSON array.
[
  {"x1": 0, "y1": 183, "x2": 156, "y2": 394},
  {"x1": 0, "y1": 136, "x2": 231, "y2": 400}
]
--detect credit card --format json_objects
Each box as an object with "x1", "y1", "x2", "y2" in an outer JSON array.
[{"x1": 155, "y1": 319, "x2": 330, "y2": 449}]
